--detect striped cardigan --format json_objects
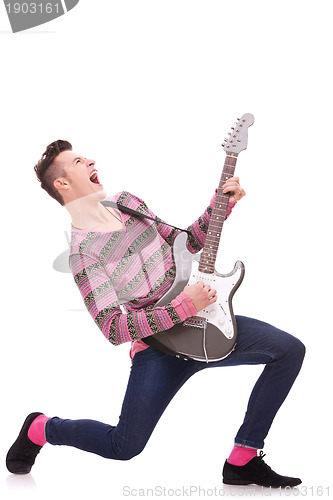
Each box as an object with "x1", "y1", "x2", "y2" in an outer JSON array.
[{"x1": 69, "y1": 191, "x2": 234, "y2": 358}]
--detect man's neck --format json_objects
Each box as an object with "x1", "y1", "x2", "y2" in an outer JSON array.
[{"x1": 65, "y1": 191, "x2": 110, "y2": 230}]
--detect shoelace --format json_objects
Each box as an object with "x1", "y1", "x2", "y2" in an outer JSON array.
[{"x1": 255, "y1": 451, "x2": 272, "y2": 471}]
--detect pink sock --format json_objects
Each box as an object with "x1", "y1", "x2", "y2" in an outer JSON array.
[
  {"x1": 227, "y1": 445, "x2": 257, "y2": 466},
  {"x1": 27, "y1": 414, "x2": 49, "y2": 446}
]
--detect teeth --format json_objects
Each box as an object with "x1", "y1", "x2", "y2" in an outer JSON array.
[{"x1": 89, "y1": 170, "x2": 99, "y2": 183}]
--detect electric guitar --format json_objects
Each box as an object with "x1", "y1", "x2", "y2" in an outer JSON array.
[{"x1": 143, "y1": 113, "x2": 254, "y2": 362}]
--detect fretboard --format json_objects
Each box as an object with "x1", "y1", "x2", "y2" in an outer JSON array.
[{"x1": 198, "y1": 154, "x2": 238, "y2": 273}]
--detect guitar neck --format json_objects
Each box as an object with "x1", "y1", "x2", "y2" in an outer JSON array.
[{"x1": 198, "y1": 154, "x2": 238, "y2": 273}]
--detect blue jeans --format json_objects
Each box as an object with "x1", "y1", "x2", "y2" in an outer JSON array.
[{"x1": 45, "y1": 316, "x2": 305, "y2": 457}]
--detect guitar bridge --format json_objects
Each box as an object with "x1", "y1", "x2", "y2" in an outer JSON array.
[
  {"x1": 183, "y1": 316, "x2": 210, "y2": 363},
  {"x1": 183, "y1": 316, "x2": 207, "y2": 329}
]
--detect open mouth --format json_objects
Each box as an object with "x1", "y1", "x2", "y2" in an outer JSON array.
[{"x1": 89, "y1": 169, "x2": 101, "y2": 185}]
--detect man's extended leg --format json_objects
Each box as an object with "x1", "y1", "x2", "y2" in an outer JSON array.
[{"x1": 7, "y1": 346, "x2": 199, "y2": 473}]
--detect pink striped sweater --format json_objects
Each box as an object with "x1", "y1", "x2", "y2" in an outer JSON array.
[{"x1": 69, "y1": 191, "x2": 235, "y2": 359}]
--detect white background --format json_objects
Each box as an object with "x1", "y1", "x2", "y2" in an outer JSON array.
[{"x1": 1, "y1": 1, "x2": 332, "y2": 498}]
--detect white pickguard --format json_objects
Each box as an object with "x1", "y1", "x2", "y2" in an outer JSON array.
[{"x1": 186, "y1": 258, "x2": 244, "y2": 340}]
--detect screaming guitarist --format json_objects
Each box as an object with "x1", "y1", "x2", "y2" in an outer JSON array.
[{"x1": 6, "y1": 137, "x2": 305, "y2": 488}]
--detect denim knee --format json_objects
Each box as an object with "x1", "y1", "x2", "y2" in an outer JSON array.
[
  {"x1": 293, "y1": 337, "x2": 305, "y2": 361},
  {"x1": 286, "y1": 335, "x2": 306, "y2": 369},
  {"x1": 108, "y1": 438, "x2": 147, "y2": 461}
]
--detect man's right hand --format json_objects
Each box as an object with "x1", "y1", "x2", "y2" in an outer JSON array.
[{"x1": 183, "y1": 281, "x2": 217, "y2": 312}]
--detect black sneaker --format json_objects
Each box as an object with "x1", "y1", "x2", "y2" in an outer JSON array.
[
  {"x1": 223, "y1": 451, "x2": 302, "y2": 488},
  {"x1": 6, "y1": 412, "x2": 45, "y2": 474}
]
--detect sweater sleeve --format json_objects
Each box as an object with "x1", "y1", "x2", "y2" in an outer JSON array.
[
  {"x1": 70, "y1": 252, "x2": 197, "y2": 346},
  {"x1": 143, "y1": 190, "x2": 236, "y2": 253},
  {"x1": 185, "y1": 191, "x2": 236, "y2": 253}
]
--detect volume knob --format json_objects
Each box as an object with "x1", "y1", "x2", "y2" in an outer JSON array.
[{"x1": 224, "y1": 327, "x2": 233, "y2": 338}]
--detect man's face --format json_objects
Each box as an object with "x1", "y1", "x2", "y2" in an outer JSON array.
[{"x1": 55, "y1": 150, "x2": 104, "y2": 202}]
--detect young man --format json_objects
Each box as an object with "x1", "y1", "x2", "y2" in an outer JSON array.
[{"x1": 6, "y1": 140, "x2": 305, "y2": 487}]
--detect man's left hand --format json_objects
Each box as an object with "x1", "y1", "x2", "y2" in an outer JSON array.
[{"x1": 222, "y1": 176, "x2": 246, "y2": 204}]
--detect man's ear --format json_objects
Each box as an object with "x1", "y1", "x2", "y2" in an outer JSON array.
[{"x1": 54, "y1": 177, "x2": 70, "y2": 192}]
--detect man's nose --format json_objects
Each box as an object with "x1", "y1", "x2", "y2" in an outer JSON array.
[{"x1": 85, "y1": 158, "x2": 95, "y2": 167}]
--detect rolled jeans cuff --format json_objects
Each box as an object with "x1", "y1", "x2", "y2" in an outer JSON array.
[{"x1": 234, "y1": 437, "x2": 264, "y2": 449}]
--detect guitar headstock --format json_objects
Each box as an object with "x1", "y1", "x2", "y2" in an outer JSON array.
[{"x1": 222, "y1": 113, "x2": 254, "y2": 155}]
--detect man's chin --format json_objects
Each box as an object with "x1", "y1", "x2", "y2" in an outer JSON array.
[
  {"x1": 95, "y1": 187, "x2": 107, "y2": 200},
  {"x1": 88, "y1": 183, "x2": 107, "y2": 200}
]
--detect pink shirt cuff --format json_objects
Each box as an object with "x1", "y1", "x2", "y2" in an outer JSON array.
[{"x1": 171, "y1": 291, "x2": 198, "y2": 321}]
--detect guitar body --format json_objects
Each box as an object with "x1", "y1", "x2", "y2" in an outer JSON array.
[{"x1": 143, "y1": 232, "x2": 245, "y2": 362}]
